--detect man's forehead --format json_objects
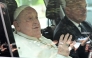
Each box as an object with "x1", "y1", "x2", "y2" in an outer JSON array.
[
  {"x1": 65, "y1": 0, "x2": 86, "y2": 6},
  {"x1": 65, "y1": 0, "x2": 86, "y2": 3},
  {"x1": 22, "y1": 7, "x2": 35, "y2": 13},
  {"x1": 20, "y1": 7, "x2": 37, "y2": 16}
]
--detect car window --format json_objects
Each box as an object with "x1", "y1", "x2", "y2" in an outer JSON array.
[{"x1": 86, "y1": 0, "x2": 92, "y2": 24}]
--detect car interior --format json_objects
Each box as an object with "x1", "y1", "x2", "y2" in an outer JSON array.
[{"x1": 0, "y1": 0, "x2": 92, "y2": 57}]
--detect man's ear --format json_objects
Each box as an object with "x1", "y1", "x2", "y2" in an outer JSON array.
[{"x1": 13, "y1": 21, "x2": 20, "y2": 31}]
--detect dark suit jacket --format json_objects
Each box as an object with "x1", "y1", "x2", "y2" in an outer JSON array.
[
  {"x1": 53, "y1": 16, "x2": 92, "y2": 41},
  {"x1": 77, "y1": 45, "x2": 90, "y2": 58},
  {"x1": 53, "y1": 16, "x2": 92, "y2": 58}
]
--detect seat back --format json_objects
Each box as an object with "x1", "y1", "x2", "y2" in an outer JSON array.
[{"x1": 42, "y1": 0, "x2": 65, "y2": 40}]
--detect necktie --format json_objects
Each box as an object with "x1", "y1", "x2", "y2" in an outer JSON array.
[
  {"x1": 78, "y1": 24, "x2": 84, "y2": 32},
  {"x1": 78, "y1": 24, "x2": 89, "y2": 37}
]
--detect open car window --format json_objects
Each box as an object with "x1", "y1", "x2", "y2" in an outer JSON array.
[
  {"x1": 0, "y1": 2, "x2": 19, "y2": 57},
  {"x1": 86, "y1": 0, "x2": 92, "y2": 24},
  {"x1": 0, "y1": 0, "x2": 92, "y2": 57}
]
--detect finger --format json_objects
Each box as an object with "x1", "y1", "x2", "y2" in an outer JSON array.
[
  {"x1": 64, "y1": 33, "x2": 69, "y2": 43},
  {"x1": 58, "y1": 34, "x2": 64, "y2": 45},
  {"x1": 81, "y1": 36, "x2": 90, "y2": 46},
  {"x1": 87, "y1": 36, "x2": 90, "y2": 40},
  {"x1": 68, "y1": 35, "x2": 72, "y2": 42},
  {"x1": 53, "y1": 40, "x2": 58, "y2": 45},
  {"x1": 71, "y1": 41, "x2": 76, "y2": 45},
  {"x1": 1, "y1": 48, "x2": 7, "y2": 51},
  {"x1": 84, "y1": 36, "x2": 90, "y2": 42}
]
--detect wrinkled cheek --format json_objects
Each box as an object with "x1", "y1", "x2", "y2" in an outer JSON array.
[
  {"x1": 32, "y1": 29, "x2": 41, "y2": 37},
  {"x1": 35, "y1": 29, "x2": 41, "y2": 34}
]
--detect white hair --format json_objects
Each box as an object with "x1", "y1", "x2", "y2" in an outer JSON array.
[{"x1": 14, "y1": 5, "x2": 30, "y2": 20}]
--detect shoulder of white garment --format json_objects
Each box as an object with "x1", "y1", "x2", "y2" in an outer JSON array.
[
  {"x1": 13, "y1": 31, "x2": 57, "y2": 49},
  {"x1": 56, "y1": 54, "x2": 72, "y2": 58},
  {"x1": 13, "y1": 32, "x2": 72, "y2": 58},
  {"x1": 13, "y1": 32, "x2": 47, "y2": 57},
  {"x1": 13, "y1": 32, "x2": 59, "y2": 58}
]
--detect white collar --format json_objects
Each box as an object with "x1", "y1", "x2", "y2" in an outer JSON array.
[
  {"x1": 68, "y1": 18, "x2": 81, "y2": 27},
  {"x1": 14, "y1": 31, "x2": 57, "y2": 48},
  {"x1": 14, "y1": 31, "x2": 43, "y2": 41}
]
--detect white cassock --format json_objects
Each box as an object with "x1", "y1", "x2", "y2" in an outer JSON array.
[{"x1": 13, "y1": 31, "x2": 72, "y2": 58}]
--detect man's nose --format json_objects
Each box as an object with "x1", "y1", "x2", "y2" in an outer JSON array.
[{"x1": 33, "y1": 21, "x2": 38, "y2": 25}]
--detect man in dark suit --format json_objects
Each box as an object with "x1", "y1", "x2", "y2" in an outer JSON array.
[
  {"x1": 53, "y1": 0, "x2": 92, "y2": 58},
  {"x1": 54, "y1": 17, "x2": 92, "y2": 41},
  {"x1": 53, "y1": 0, "x2": 92, "y2": 41}
]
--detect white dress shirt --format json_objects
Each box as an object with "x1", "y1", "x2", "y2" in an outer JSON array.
[
  {"x1": 68, "y1": 19, "x2": 81, "y2": 32},
  {"x1": 13, "y1": 31, "x2": 72, "y2": 58}
]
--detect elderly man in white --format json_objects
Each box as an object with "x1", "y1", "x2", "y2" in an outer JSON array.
[
  {"x1": 0, "y1": 2, "x2": 89, "y2": 58},
  {"x1": 13, "y1": 5, "x2": 90, "y2": 58},
  {"x1": 13, "y1": 5, "x2": 73, "y2": 58}
]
